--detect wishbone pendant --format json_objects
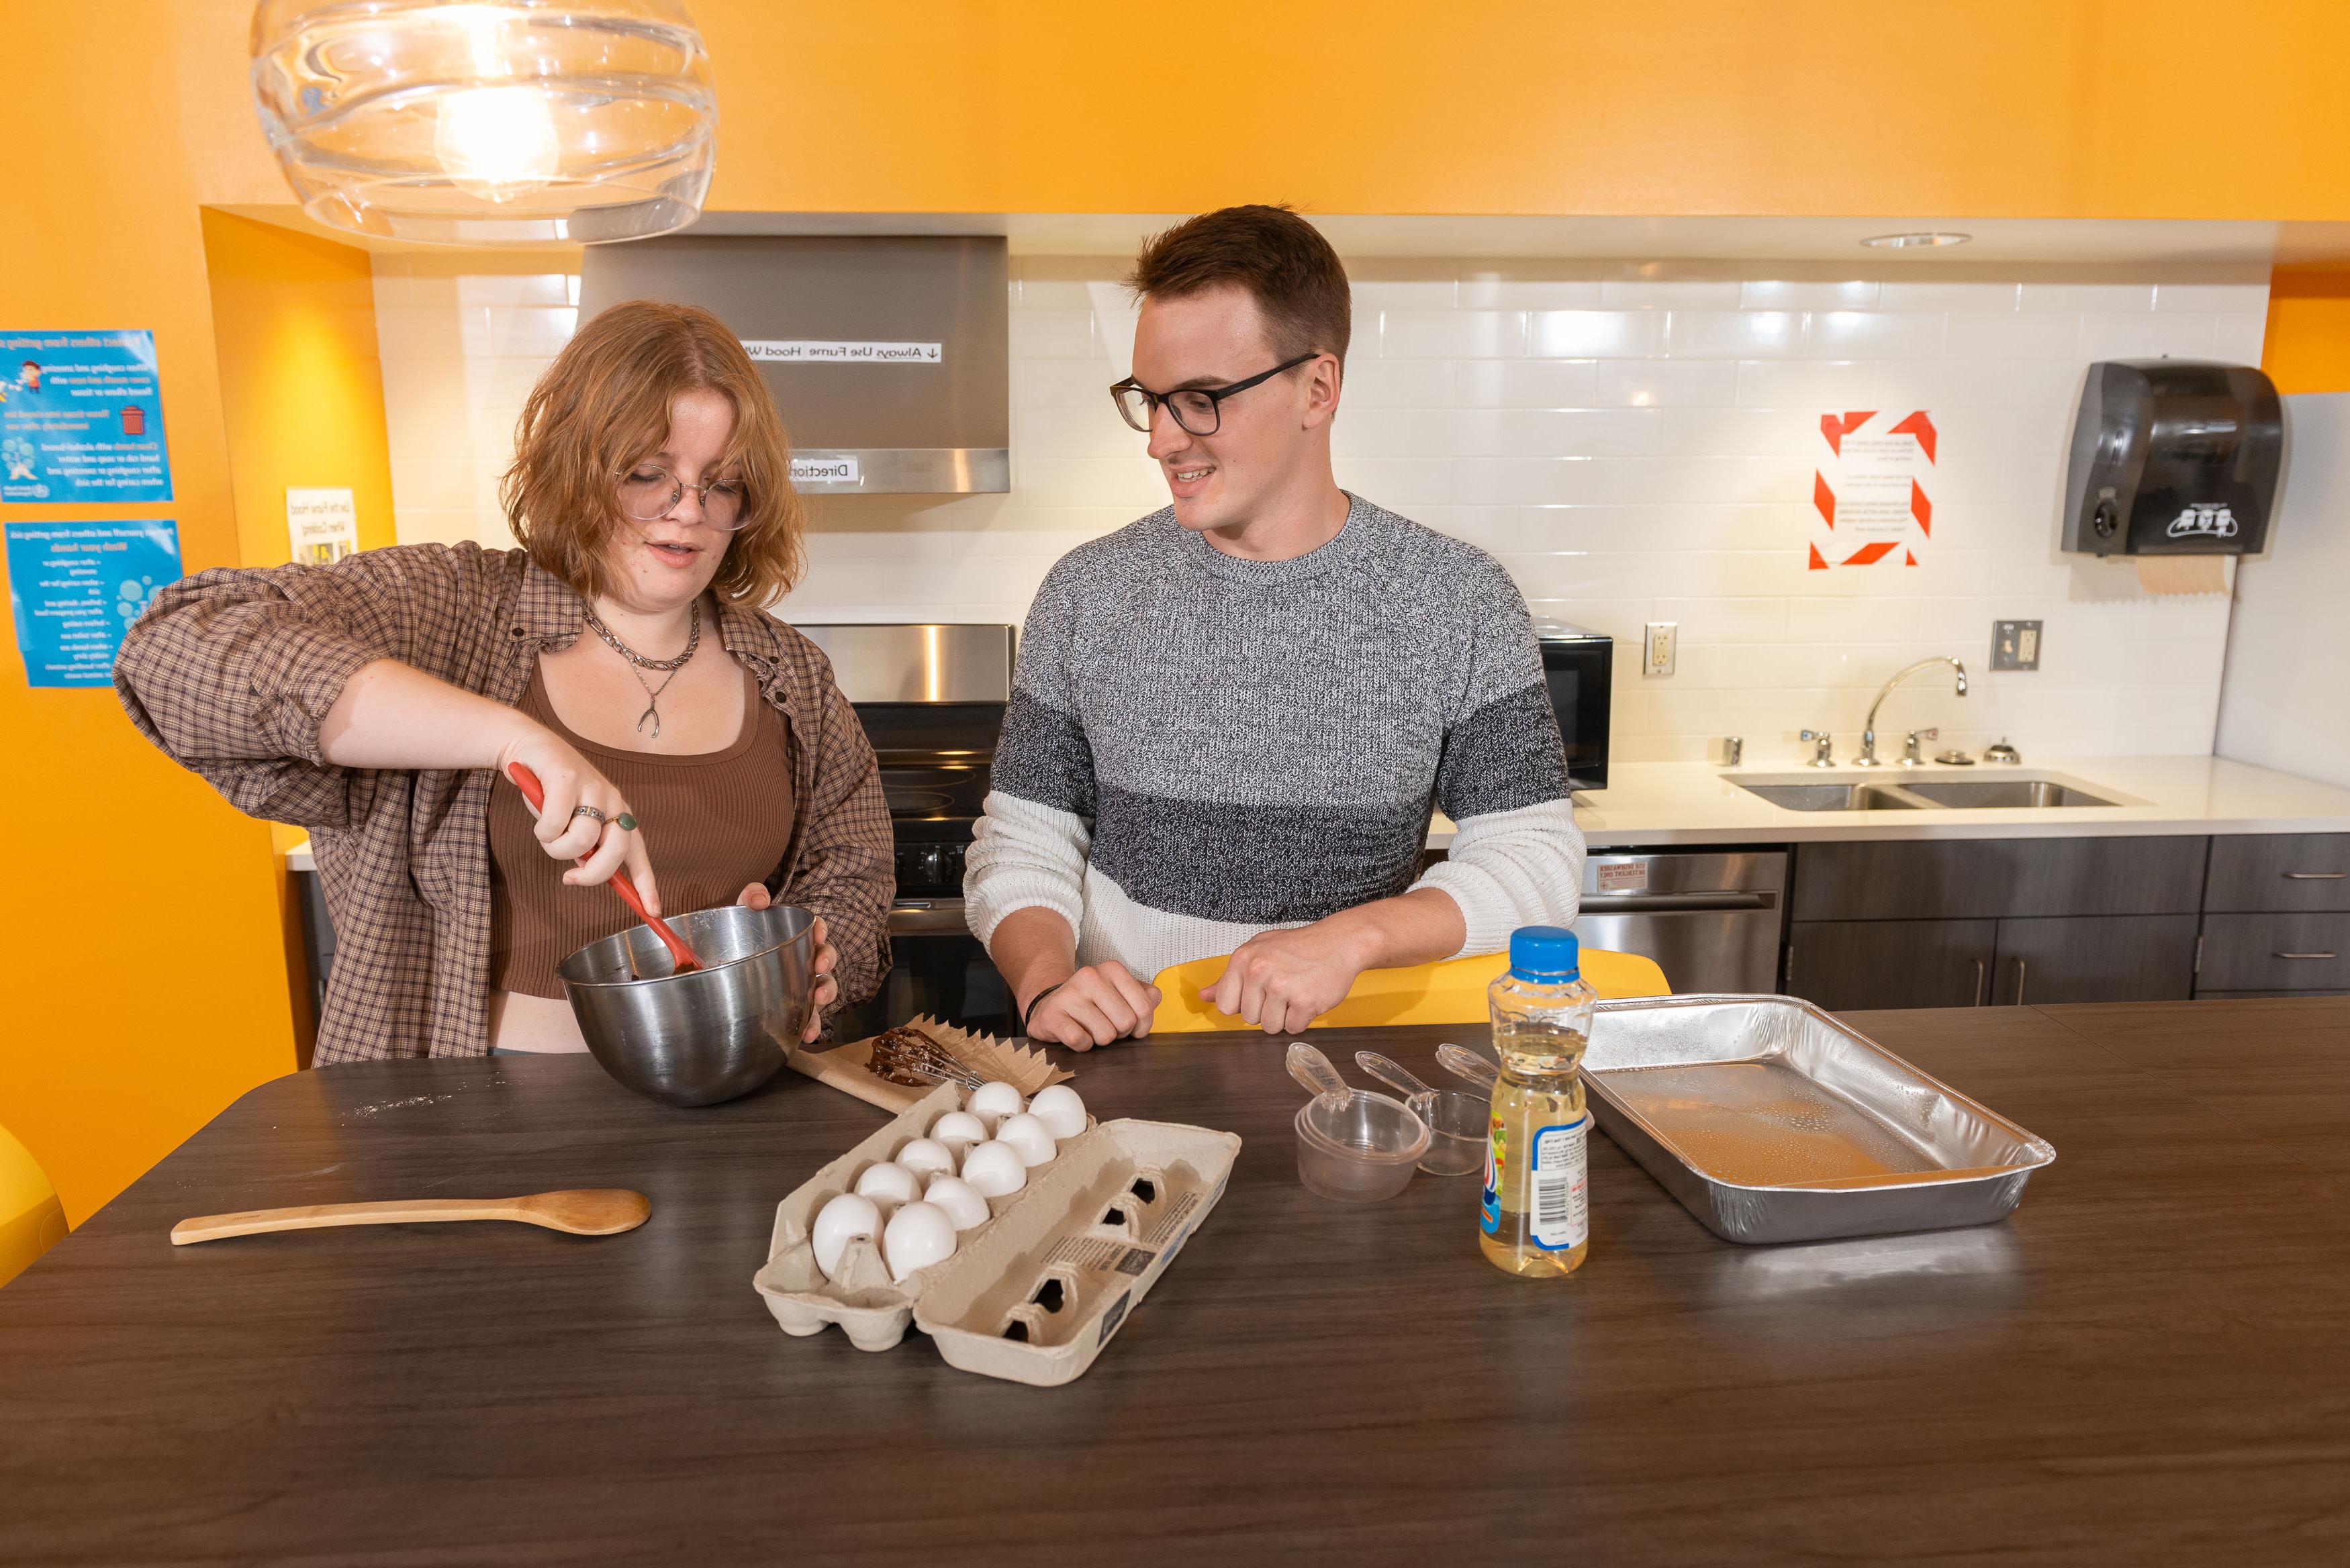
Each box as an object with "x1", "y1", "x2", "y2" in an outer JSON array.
[{"x1": 637, "y1": 704, "x2": 661, "y2": 738}]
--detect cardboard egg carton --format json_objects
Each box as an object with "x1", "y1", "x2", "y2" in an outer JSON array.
[{"x1": 751, "y1": 1083, "x2": 1241, "y2": 1387}]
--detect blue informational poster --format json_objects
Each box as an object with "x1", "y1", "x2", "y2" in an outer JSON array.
[
  {"x1": 0, "y1": 329, "x2": 173, "y2": 503},
  {"x1": 5, "y1": 520, "x2": 180, "y2": 688}
]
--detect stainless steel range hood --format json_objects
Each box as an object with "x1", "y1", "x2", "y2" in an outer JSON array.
[{"x1": 578, "y1": 235, "x2": 1008, "y2": 495}]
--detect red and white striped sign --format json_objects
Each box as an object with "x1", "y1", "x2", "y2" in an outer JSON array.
[{"x1": 1809, "y1": 409, "x2": 1936, "y2": 570}]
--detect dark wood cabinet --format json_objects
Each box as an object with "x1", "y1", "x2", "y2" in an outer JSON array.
[
  {"x1": 1785, "y1": 836, "x2": 2208, "y2": 1011},
  {"x1": 1987, "y1": 915, "x2": 2198, "y2": 1005},
  {"x1": 1790, "y1": 836, "x2": 2207, "y2": 922},
  {"x1": 1785, "y1": 914, "x2": 2196, "y2": 1010},
  {"x1": 2198, "y1": 912, "x2": 2350, "y2": 992},
  {"x1": 1786, "y1": 920, "x2": 1995, "y2": 1010},
  {"x1": 2204, "y1": 834, "x2": 2350, "y2": 913}
]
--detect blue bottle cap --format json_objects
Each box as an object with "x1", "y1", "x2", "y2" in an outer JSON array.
[{"x1": 1509, "y1": 926, "x2": 1581, "y2": 981}]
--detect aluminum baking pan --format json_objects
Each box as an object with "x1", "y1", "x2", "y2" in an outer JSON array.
[{"x1": 1581, "y1": 994, "x2": 2056, "y2": 1245}]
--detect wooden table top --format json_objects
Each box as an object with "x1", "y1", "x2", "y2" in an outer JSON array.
[{"x1": 5, "y1": 999, "x2": 2349, "y2": 1566}]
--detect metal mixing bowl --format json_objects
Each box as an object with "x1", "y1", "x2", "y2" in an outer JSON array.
[{"x1": 556, "y1": 903, "x2": 815, "y2": 1108}]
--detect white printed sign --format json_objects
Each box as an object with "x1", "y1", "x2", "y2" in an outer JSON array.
[
  {"x1": 789, "y1": 454, "x2": 861, "y2": 484},
  {"x1": 1810, "y1": 411, "x2": 1936, "y2": 570},
  {"x1": 1595, "y1": 861, "x2": 1650, "y2": 894},
  {"x1": 286, "y1": 487, "x2": 357, "y2": 565},
  {"x1": 742, "y1": 340, "x2": 942, "y2": 364}
]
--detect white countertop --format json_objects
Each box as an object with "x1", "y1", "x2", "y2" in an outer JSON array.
[
  {"x1": 1433, "y1": 755, "x2": 2350, "y2": 850},
  {"x1": 285, "y1": 755, "x2": 2350, "y2": 874}
]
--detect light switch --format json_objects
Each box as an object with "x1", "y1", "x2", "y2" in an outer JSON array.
[
  {"x1": 1644, "y1": 621, "x2": 1677, "y2": 677},
  {"x1": 1993, "y1": 620, "x2": 2042, "y2": 671}
]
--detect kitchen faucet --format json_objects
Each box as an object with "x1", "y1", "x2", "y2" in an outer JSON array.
[{"x1": 1854, "y1": 657, "x2": 1967, "y2": 767}]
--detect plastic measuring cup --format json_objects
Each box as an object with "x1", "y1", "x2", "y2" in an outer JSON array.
[
  {"x1": 1286, "y1": 1042, "x2": 1429, "y2": 1202},
  {"x1": 1355, "y1": 1050, "x2": 1487, "y2": 1177}
]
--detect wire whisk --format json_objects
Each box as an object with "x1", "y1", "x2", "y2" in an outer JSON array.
[{"x1": 866, "y1": 1025, "x2": 990, "y2": 1090}]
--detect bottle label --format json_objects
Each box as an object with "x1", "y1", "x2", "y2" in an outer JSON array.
[
  {"x1": 1530, "y1": 1115, "x2": 1590, "y2": 1251},
  {"x1": 1479, "y1": 1109, "x2": 1505, "y2": 1236}
]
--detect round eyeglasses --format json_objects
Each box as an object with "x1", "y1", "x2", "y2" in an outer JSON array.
[
  {"x1": 617, "y1": 465, "x2": 748, "y2": 531},
  {"x1": 1109, "y1": 353, "x2": 1319, "y2": 436}
]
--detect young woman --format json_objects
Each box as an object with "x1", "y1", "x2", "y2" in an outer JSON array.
[{"x1": 116, "y1": 301, "x2": 892, "y2": 1061}]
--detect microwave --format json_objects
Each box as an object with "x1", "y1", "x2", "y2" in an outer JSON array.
[{"x1": 1535, "y1": 622, "x2": 1612, "y2": 793}]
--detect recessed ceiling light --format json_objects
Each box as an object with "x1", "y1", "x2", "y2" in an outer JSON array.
[{"x1": 1861, "y1": 232, "x2": 1973, "y2": 249}]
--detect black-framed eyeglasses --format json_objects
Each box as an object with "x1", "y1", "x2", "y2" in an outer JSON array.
[
  {"x1": 1109, "y1": 353, "x2": 1319, "y2": 436},
  {"x1": 616, "y1": 465, "x2": 749, "y2": 532}
]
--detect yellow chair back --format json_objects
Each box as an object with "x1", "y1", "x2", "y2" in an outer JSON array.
[
  {"x1": 1148, "y1": 946, "x2": 1669, "y2": 1034},
  {"x1": 1, "y1": 1122, "x2": 67, "y2": 1289}
]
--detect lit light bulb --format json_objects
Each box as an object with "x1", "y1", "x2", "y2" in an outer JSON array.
[{"x1": 434, "y1": 86, "x2": 559, "y2": 203}]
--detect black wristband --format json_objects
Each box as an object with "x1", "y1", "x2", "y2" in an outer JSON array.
[{"x1": 1021, "y1": 981, "x2": 1066, "y2": 1032}]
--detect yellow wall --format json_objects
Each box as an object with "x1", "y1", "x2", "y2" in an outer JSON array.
[
  {"x1": 9, "y1": 0, "x2": 2350, "y2": 1227},
  {"x1": 199, "y1": 209, "x2": 401, "y2": 1066},
  {"x1": 0, "y1": 13, "x2": 293, "y2": 1224},
  {"x1": 2263, "y1": 268, "x2": 2350, "y2": 394},
  {"x1": 199, "y1": 212, "x2": 399, "y2": 567}
]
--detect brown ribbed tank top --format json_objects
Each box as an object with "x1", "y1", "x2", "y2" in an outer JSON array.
[{"x1": 489, "y1": 662, "x2": 795, "y2": 999}]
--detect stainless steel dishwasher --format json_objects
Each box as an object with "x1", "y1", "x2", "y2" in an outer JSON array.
[{"x1": 1572, "y1": 850, "x2": 1787, "y2": 993}]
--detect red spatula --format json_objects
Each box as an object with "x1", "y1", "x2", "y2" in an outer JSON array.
[{"x1": 505, "y1": 762, "x2": 704, "y2": 975}]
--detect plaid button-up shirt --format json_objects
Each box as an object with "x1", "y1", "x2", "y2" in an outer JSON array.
[{"x1": 114, "y1": 542, "x2": 893, "y2": 1064}]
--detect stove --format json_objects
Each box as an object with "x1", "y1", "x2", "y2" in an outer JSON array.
[{"x1": 799, "y1": 624, "x2": 1017, "y2": 1034}]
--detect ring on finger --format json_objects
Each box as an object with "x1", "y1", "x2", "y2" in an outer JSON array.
[
  {"x1": 571, "y1": 804, "x2": 607, "y2": 824},
  {"x1": 614, "y1": 812, "x2": 637, "y2": 831}
]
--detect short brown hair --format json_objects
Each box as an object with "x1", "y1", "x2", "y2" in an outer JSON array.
[
  {"x1": 1126, "y1": 204, "x2": 1351, "y2": 365},
  {"x1": 502, "y1": 300, "x2": 805, "y2": 607}
]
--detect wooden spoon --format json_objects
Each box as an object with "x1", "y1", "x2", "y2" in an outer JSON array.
[
  {"x1": 170, "y1": 1189, "x2": 651, "y2": 1246},
  {"x1": 504, "y1": 761, "x2": 704, "y2": 975}
]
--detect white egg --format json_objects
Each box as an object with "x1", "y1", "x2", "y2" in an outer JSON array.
[
  {"x1": 931, "y1": 1110, "x2": 989, "y2": 1155},
  {"x1": 996, "y1": 1112, "x2": 1058, "y2": 1168},
  {"x1": 1027, "y1": 1083, "x2": 1088, "y2": 1140},
  {"x1": 960, "y1": 1139, "x2": 1029, "y2": 1197},
  {"x1": 810, "y1": 1192, "x2": 881, "y2": 1283},
  {"x1": 853, "y1": 1161, "x2": 921, "y2": 1209},
  {"x1": 882, "y1": 1200, "x2": 958, "y2": 1282},
  {"x1": 923, "y1": 1174, "x2": 992, "y2": 1232},
  {"x1": 968, "y1": 1080, "x2": 1025, "y2": 1128},
  {"x1": 896, "y1": 1138, "x2": 956, "y2": 1179}
]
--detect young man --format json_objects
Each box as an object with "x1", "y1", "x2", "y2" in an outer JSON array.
[{"x1": 965, "y1": 204, "x2": 1584, "y2": 1048}]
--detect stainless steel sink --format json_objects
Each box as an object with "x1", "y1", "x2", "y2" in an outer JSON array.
[
  {"x1": 1899, "y1": 779, "x2": 2118, "y2": 810},
  {"x1": 1732, "y1": 771, "x2": 2126, "y2": 812},
  {"x1": 1737, "y1": 782, "x2": 1930, "y2": 812}
]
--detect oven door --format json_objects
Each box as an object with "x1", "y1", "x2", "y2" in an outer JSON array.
[
  {"x1": 1538, "y1": 628, "x2": 1612, "y2": 792},
  {"x1": 829, "y1": 899, "x2": 1016, "y2": 1040}
]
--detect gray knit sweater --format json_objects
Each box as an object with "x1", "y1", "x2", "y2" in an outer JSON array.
[{"x1": 962, "y1": 493, "x2": 1585, "y2": 984}]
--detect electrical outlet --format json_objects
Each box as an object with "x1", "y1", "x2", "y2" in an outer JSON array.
[
  {"x1": 1992, "y1": 620, "x2": 2042, "y2": 671},
  {"x1": 1644, "y1": 621, "x2": 1677, "y2": 677}
]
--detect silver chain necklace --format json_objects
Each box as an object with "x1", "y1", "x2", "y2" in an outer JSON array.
[{"x1": 583, "y1": 601, "x2": 700, "y2": 739}]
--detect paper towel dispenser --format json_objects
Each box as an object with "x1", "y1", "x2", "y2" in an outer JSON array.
[
  {"x1": 579, "y1": 235, "x2": 1008, "y2": 495},
  {"x1": 2061, "y1": 360, "x2": 2281, "y2": 556}
]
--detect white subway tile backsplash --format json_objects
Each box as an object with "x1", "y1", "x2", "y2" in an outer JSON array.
[
  {"x1": 1591, "y1": 359, "x2": 1740, "y2": 408},
  {"x1": 2153, "y1": 282, "x2": 2269, "y2": 313},
  {"x1": 1010, "y1": 308, "x2": 1099, "y2": 360},
  {"x1": 371, "y1": 256, "x2": 2264, "y2": 762},
  {"x1": 1803, "y1": 309, "x2": 1945, "y2": 359},
  {"x1": 1666, "y1": 310, "x2": 1801, "y2": 359},
  {"x1": 1529, "y1": 311, "x2": 1667, "y2": 359},
  {"x1": 1458, "y1": 277, "x2": 1605, "y2": 309},
  {"x1": 1734, "y1": 359, "x2": 1875, "y2": 408},
  {"x1": 1602, "y1": 277, "x2": 1743, "y2": 309},
  {"x1": 2020, "y1": 281, "x2": 2153, "y2": 313},
  {"x1": 1381, "y1": 309, "x2": 1527, "y2": 358},
  {"x1": 1877, "y1": 280, "x2": 2021, "y2": 313},
  {"x1": 2078, "y1": 310, "x2": 2210, "y2": 361},
  {"x1": 1741, "y1": 279, "x2": 1879, "y2": 311}
]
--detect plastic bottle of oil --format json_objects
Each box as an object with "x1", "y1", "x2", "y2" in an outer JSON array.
[{"x1": 1479, "y1": 926, "x2": 1598, "y2": 1277}]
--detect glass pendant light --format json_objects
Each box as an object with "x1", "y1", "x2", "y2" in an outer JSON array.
[{"x1": 250, "y1": 2, "x2": 717, "y2": 245}]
